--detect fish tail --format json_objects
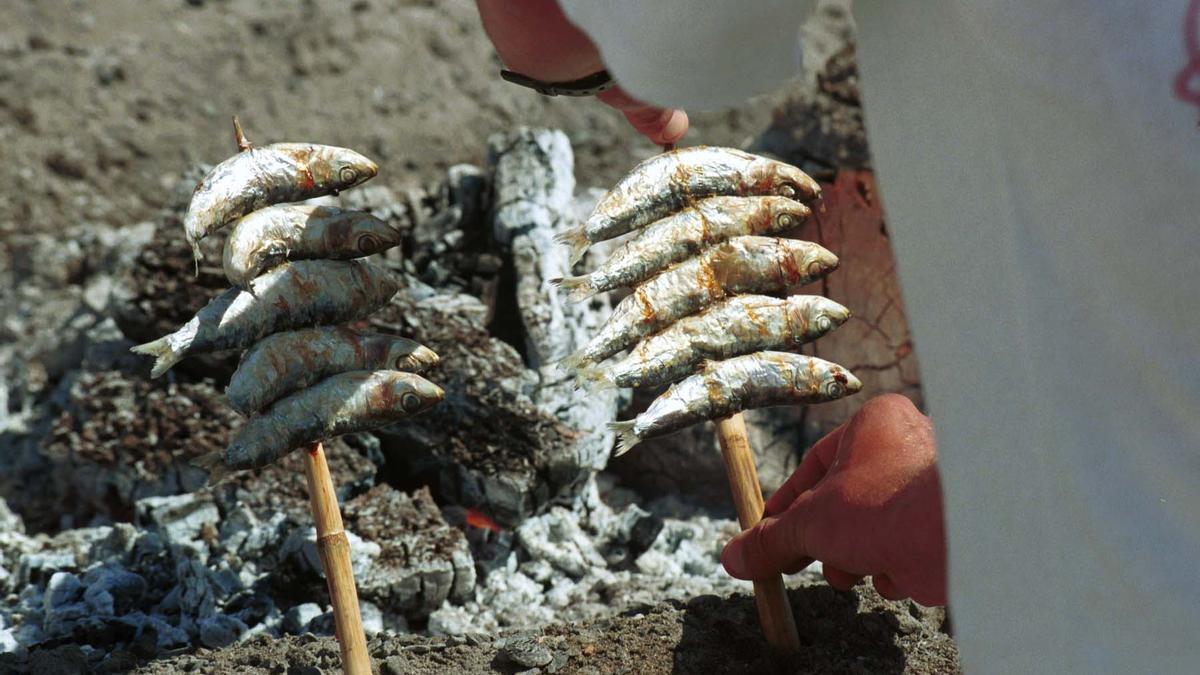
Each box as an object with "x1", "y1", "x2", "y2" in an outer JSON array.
[
  {"x1": 191, "y1": 451, "x2": 233, "y2": 485},
  {"x1": 550, "y1": 274, "x2": 597, "y2": 303},
  {"x1": 554, "y1": 225, "x2": 591, "y2": 265},
  {"x1": 575, "y1": 364, "x2": 616, "y2": 391},
  {"x1": 187, "y1": 237, "x2": 203, "y2": 277},
  {"x1": 130, "y1": 335, "x2": 184, "y2": 378},
  {"x1": 556, "y1": 348, "x2": 591, "y2": 374},
  {"x1": 608, "y1": 420, "x2": 641, "y2": 457}
]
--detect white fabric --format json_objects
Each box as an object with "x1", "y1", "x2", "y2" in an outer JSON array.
[
  {"x1": 561, "y1": 1, "x2": 1200, "y2": 672},
  {"x1": 558, "y1": 0, "x2": 808, "y2": 111}
]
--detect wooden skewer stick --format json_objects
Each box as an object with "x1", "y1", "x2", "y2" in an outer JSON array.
[
  {"x1": 232, "y1": 115, "x2": 252, "y2": 152},
  {"x1": 715, "y1": 413, "x2": 802, "y2": 652},
  {"x1": 302, "y1": 442, "x2": 372, "y2": 675}
]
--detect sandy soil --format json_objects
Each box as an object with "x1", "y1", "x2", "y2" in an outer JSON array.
[{"x1": 0, "y1": 0, "x2": 781, "y2": 239}]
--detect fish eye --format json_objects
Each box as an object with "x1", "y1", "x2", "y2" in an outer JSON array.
[
  {"x1": 400, "y1": 391, "x2": 422, "y2": 412},
  {"x1": 357, "y1": 233, "x2": 380, "y2": 253},
  {"x1": 807, "y1": 260, "x2": 825, "y2": 277},
  {"x1": 339, "y1": 165, "x2": 359, "y2": 185},
  {"x1": 825, "y1": 381, "x2": 844, "y2": 398},
  {"x1": 816, "y1": 315, "x2": 832, "y2": 332},
  {"x1": 776, "y1": 182, "x2": 797, "y2": 198},
  {"x1": 775, "y1": 212, "x2": 794, "y2": 228},
  {"x1": 394, "y1": 355, "x2": 413, "y2": 370}
]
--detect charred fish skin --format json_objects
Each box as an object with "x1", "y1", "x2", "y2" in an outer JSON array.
[
  {"x1": 184, "y1": 142, "x2": 378, "y2": 264},
  {"x1": 565, "y1": 236, "x2": 839, "y2": 367},
  {"x1": 556, "y1": 146, "x2": 821, "y2": 263},
  {"x1": 553, "y1": 196, "x2": 812, "y2": 302},
  {"x1": 130, "y1": 259, "x2": 399, "y2": 378},
  {"x1": 609, "y1": 352, "x2": 861, "y2": 453},
  {"x1": 226, "y1": 326, "x2": 439, "y2": 415},
  {"x1": 590, "y1": 294, "x2": 850, "y2": 390},
  {"x1": 199, "y1": 370, "x2": 443, "y2": 476},
  {"x1": 222, "y1": 204, "x2": 400, "y2": 291}
]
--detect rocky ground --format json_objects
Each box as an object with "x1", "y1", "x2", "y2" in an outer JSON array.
[{"x1": 0, "y1": 1, "x2": 952, "y2": 673}]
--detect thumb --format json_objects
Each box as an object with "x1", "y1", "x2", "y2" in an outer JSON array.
[
  {"x1": 721, "y1": 492, "x2": 820, "y2": 581},
  {"x1": 621, "y1": 107, "x2": 689, "y2": 146},
  {"x1": 598, "y1": 87, "x2": 688, "y2": 145}
]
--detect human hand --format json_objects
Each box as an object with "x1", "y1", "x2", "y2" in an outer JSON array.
[
  {"x1": 721, "y1": 394, "x2": 948, "y2": 606},
  {"x1": 475, "y1": 0, "x2": 689, "y2": 145}
]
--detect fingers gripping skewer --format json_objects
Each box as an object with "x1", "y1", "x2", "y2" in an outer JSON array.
[{"x1": 303, "y1": 442, "x2": 372, "y2": 675}]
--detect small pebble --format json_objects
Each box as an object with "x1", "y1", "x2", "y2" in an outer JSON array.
[{"x1": 502, "y1": 635, "x2": 554, "y2": 668}]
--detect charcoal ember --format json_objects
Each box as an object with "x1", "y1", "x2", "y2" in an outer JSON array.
[
  {"x1": 517, "y1": 507, "x2": 607, "y2": 579},
  {"x1": 38, "y1": 370, "x2": 229, "y2": 529},
  {"x1": 197, "y1": 615, "x2": 247, "y2": 649},
  {"x1": 341, "y1": 485, "x2": 474, "y2": 619},
  {"x1": 110, "y1": 222, "x2": 241, "y2": 382},
  {"x1": 370, "y1": 283, "x2": 583, "y2": 528},
  {"x1": 38, "y1": 366, "x2": 376, "y2": 533},
  {"x1": 489, "y1": 128, "x2": 625, "y2": 472},
  {"x1": 404, "y1": 164, "x2": 494, "y2": 296},
  {"x1": 282, "y1": 602, "x2": 324, "y2": 635}
]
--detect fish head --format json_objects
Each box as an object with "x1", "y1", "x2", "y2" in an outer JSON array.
[
  {"x1": 326, "y1": 212, "x2": 402, "y2": 257},
  {"x1": 787, "y1": 296, "x2": 850, "y2": 338},
  {"x1": 392, "y1": 373, "x2": 445, "y2": 415},
  {"x1": 311, "y1": 146, "x2": 379, "y2": 192},
  {"x1": 745, "y1": 158, "x2": 821, "y2": 203},
  {"x1": 764, "y1": 197, "x2": 810, "y2": 233},
  {"x1": 803, "y1": 360, "x2": 862, "y2": 401},
  {"x1": 788, "y1": 241, "x2": 840, "y2": 281},
  {"x1": 386, "y1": 339, "x2": 440, "y2": 373},
  {"x1": 364, "y1": 263, "x2": 403, "y2": 301}
]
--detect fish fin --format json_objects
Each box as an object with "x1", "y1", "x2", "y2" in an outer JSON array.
[
  {"x1": 191, "y1": 451, "x2": 233, "y2": 485},
  {"x1": 190, "y1": 243, "x2": 203, "y2": 277},
  {"x1": 575, "y1": 364, "x2": 616, "y2": 392},
  {"x1": 704, "y1": 242, "x2": 739, "y2": 288},
  {"x1": 232, "y1": 115, "x2": 252, "y2": 152},
  {"x1": 608, "y1": 420, "x2": 641, "y2": 457},
  {"x1": 130, "y1": 335, "x2": 184, "y2": 379},
  {"x1": 554, "y1": 225, "x2": 591, "y2": 265},
  {"x1": 551, "y1": 274, "x2": 598, "y2": 303},
  {"x1": 556, "y1": 348, "x2": 591, "y2": 374}
]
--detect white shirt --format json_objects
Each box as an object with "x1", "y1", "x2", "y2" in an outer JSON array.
[{"x1": 561, "y1": 1, "x2": 1200, "y2": 672}]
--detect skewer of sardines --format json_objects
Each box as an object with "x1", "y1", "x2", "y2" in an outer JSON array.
[
  {"x1": 131, "y1": 117, "x2": 444, "y2": 479},
  {"x1": 556, "y1": 147, "x2": 855, "y2": 655},
  {"x1": 555, "y1": 147, "x2": 861, "y2": 449}
]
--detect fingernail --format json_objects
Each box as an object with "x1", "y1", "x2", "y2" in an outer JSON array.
[
  {"x1": 662, "y1": 109, "x2": 688, "y2": 143},
  {"x1": 720, "y1": 537, "x2": 746, "y2": 578}
]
